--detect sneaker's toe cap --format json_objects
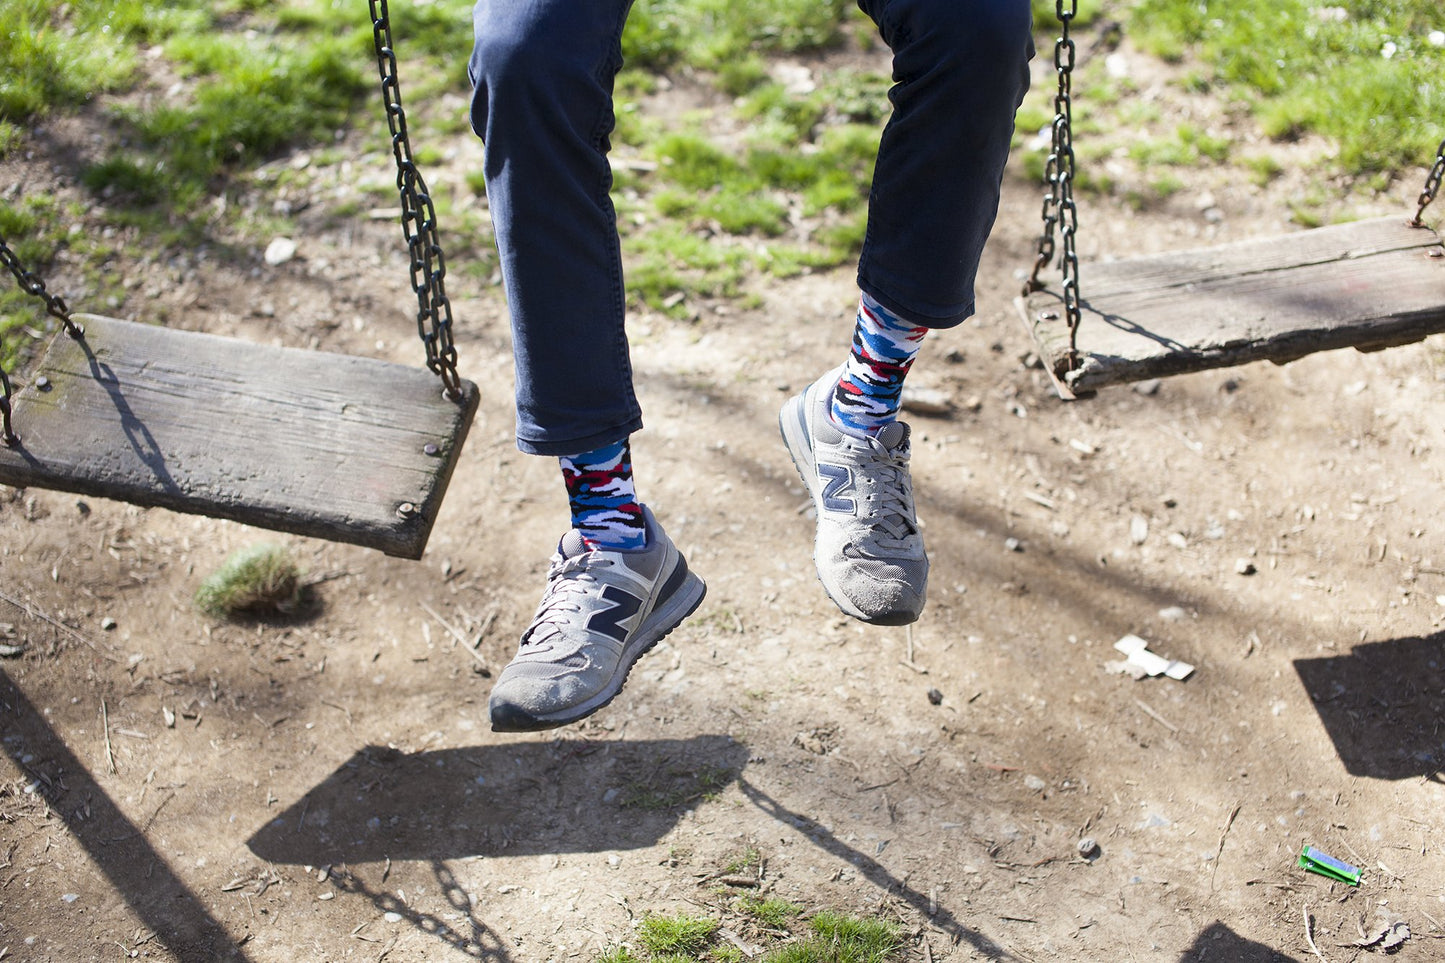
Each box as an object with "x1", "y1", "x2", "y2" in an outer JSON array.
[
  {"x1": 487, "y1": 670, "x2": 589, "y2": 732},
  {"x1": 488, "y1": 696, "x2": 554, "y2": 733},
  {"x1": 835, "y1": 566, "x2": 926, "y2": 625}
]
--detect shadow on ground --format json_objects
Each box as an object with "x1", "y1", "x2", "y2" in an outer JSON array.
[
  {"x1": 1179, "y1": 922, "x2": 1301, "y2": 962},
  {"x1": 739, "y1": 776, "x2": 1025, "y2": 963},
  {"x1": 248, "y1": 736, "x2": 749, "y2": 864},
  {"x1": 1293, "y1": 632, "x2": 1445, "y2": 780},
  {"x1": 0, "y1": 669, "x2": 252, "y2": 962}
]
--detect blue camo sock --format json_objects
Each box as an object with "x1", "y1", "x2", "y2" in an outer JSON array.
[
  {"x1": 830, "y1": 292, "x2": 928, "y2": 436},
  {"x1": 558, "y1": 439, "x2": 646, "y2": 551}
]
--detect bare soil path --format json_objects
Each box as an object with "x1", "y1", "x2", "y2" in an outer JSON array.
[{"x1": 3, "y1": 39, "x2": 1445, "y2": 963}]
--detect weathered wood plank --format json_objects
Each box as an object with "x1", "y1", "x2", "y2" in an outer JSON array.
[
  {"x1": 1018, "y1": 217, "x2": 1445, "y2": 397},
  {"x1": 0, "y1": 314, "x2": 480, "y2": 558}
]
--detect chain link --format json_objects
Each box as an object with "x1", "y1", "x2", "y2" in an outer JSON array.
[
  {"x1": 1024, "y1": 0, "x2": 1083, "y2": 369},
  {"x1": 370, "y1": 0, "x2": 463, "y2": 401},
  {"x1": 0, "y1": 234, "x2": 85, "y2": 445},
  {"x1": 1411, "y1": 135, "x2": 1445, "y2": 227}
]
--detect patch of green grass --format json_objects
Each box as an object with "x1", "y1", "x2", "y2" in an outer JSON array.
[
  {"x1": 594, "y1": 909, "x2": 906, "y2": 963},
  {"x1": 1127, "y1": 124, "x2": 1232, "y2": 169},
  {"x1": 616, "y1": 762, "x2": 736, "y2": 809},
  {"x1": 0, "y1": 1, "x2": 142, "y2": 121},
  {"x1": 768, "y1": 912, "x2": 903, "y2": 963},
  {"x1": 637, "y1": 914, "x2": 720, "y2": 957},
  {"x1": 737, "y1": 896, "x2": 803, "y2": 929},
  {"x1": 128, "y1": 34, "x2": 367, "y2": 190},
  {"x1": 597, "y1": 949, "x2": 644, "y2": 963},
  {"x1": 194, "y1": 544, "x2": 305, "y2": 619},
  {"x1": 1127, "y1": 0, "x2": 1444, "y2": 174},
  {"x1": 1245, "y1": 154, "x2": 1284, "y2": 187},
  {"x1": 0, "y1": 197, "x2": 73, "y2": 373},
  {"x1": 720, "y1": 845, "x2": 761, "y2": 877},
  {"x1": 623, "y1": 225, "x2": 753, "y2": 316},
  {"x1": 1148, "y1": 173, "x2": 1185, "y2": 200},
  {"x1": 622, "y1": 0, "x2": 855, "y2": 72}
]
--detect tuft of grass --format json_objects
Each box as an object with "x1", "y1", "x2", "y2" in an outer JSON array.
[
  {"x1": 637, "y1": 914, "x2": 720, "y2": 956},
  {"x1": 593, "y1": 908, "x2": 905, "y2": 963},
  {"x1": 737, "y1": 895, "x2": 804, "y2": 929},
  {"x1": 597, "y1": 949, "x2": 644, "y2": 963},
  {"x1": 618, "y1": 763, "x2": 735, "y2": 810},
  {"x1": 194, "y1": 544, "x2": 305, "y2": 619},
  {"x1": 768, "y1": 912, "x2": 903, "y2": 963},
  {"x1": 720, "y1": 845, "x2": 761, "y2": 877}
]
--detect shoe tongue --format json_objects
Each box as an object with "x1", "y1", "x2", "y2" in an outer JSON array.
[
  {"x1": 874, "y1": 420, "x2": 909, "y2": 451},
  {"x1": 557, "y1": 529, "x2": 591, "y2": 558}
]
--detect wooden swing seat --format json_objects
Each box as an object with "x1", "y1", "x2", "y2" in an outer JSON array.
[
  {"x1": 1016, "y1": 216, "x2": 1445, "y2": 398},
  {"x1": 0, "y1": 314, "x2": 479, "y2": 559}
]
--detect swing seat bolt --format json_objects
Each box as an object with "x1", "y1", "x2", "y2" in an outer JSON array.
[
  {"x1": 396, "y1": 502, "x2": 417, "y2": 519},
  {"x1": 423, "y1": 443, "x2": 440, "y2": 457},
  {"x1": 35, "y1": 376, "x2": 51, "y2": 391}
]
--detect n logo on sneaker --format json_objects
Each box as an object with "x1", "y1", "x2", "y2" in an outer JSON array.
[
  {"x1": 587, "y1": 585, "x2": 644, "y2": 643},
  {"x1": 818, "y1": 463, "x2": 855, "y2": 513}
]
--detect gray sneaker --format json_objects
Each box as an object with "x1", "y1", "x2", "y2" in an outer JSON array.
[
  {"x1": 489, "y1": 505, "x2": 706, "y2": 732},
  {"x1": 779, "y1": 366, "x2": 928, "y2": 625}
]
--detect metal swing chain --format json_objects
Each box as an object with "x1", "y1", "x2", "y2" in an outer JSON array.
[
  {"x1": 0, "y1": 234, "x2": 85, "y2": 446},
  {"x1": 369, "y1": 0, "x2": 463, "y2": 402},
  {"x1": 1410, "y1": 134, "x2": 1445, "y2": 227},
  {"x1": 1024, "y1": 0, "x2": 1083, "y2": 367}
]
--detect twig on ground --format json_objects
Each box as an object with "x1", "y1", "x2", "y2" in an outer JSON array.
[
  {"x1": 322, "y1": 700, "x2": 353, "y2": 726},
  {"x1": 101, "y1": 699, "x2": 117, "y2": 774},
  {"x1": 1303, "y1": 905, "x2": 1328, "y2": 963},
  {"x1": 421, "y1": 601, "x2": 490, "y2": 673},
  {"x1": 0, "y1": 588, "x2": 122, "y2": 661},
  {"x1": 1133, "y1": 698, "x2": 1179, "y2": 733},
  {"x1": 1211, "y1": 801, "x2": 1241, "y2": 892},
  {"x1": 301, "y1": 569, "x2": 352, "y2": 588}
]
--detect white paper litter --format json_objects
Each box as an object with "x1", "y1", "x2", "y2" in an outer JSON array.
[{"x1": 1112, "y1": 635, "x2": 1194, "y2": 681}]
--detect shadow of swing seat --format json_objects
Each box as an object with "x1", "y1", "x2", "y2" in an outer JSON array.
[
  {"x1": 1017, "y1": 216, "x2": 1445, "y2": 398},
  {"x1": 0, "y1": 315, "x2": 479, "y2": 559}
]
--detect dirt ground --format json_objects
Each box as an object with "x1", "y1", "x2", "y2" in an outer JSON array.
[{"x1": 3, "y1": 36, "x2": 1445, "y2": 963}]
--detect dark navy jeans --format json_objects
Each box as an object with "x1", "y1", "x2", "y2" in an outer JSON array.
[{"x1": 469, "y1": 0, "x2": 1033, "y2": 455}]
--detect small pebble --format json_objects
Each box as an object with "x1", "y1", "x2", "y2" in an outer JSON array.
[
  {"x1": 926, "y1": 688, "x2": 943, "y2": 706},
  {"x1": 1004, "y1": 537, "x2": 1023, "y2": 553},
  {"x1": 1234, "y1": 558, "x2": 1257, "y2": 575},
  {"x1": 1133, "y1": 379, "x2": 1162, "y2": 396},
  {"x1": 1077, "y1": 837, "x2": 1099, "y2": 858},
  {"x1": 264, "y1": 237, "x2": 298, "y2": 265},
  {"x1": 901, "y1": 386, "x2": 953, "y2": 416}
]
